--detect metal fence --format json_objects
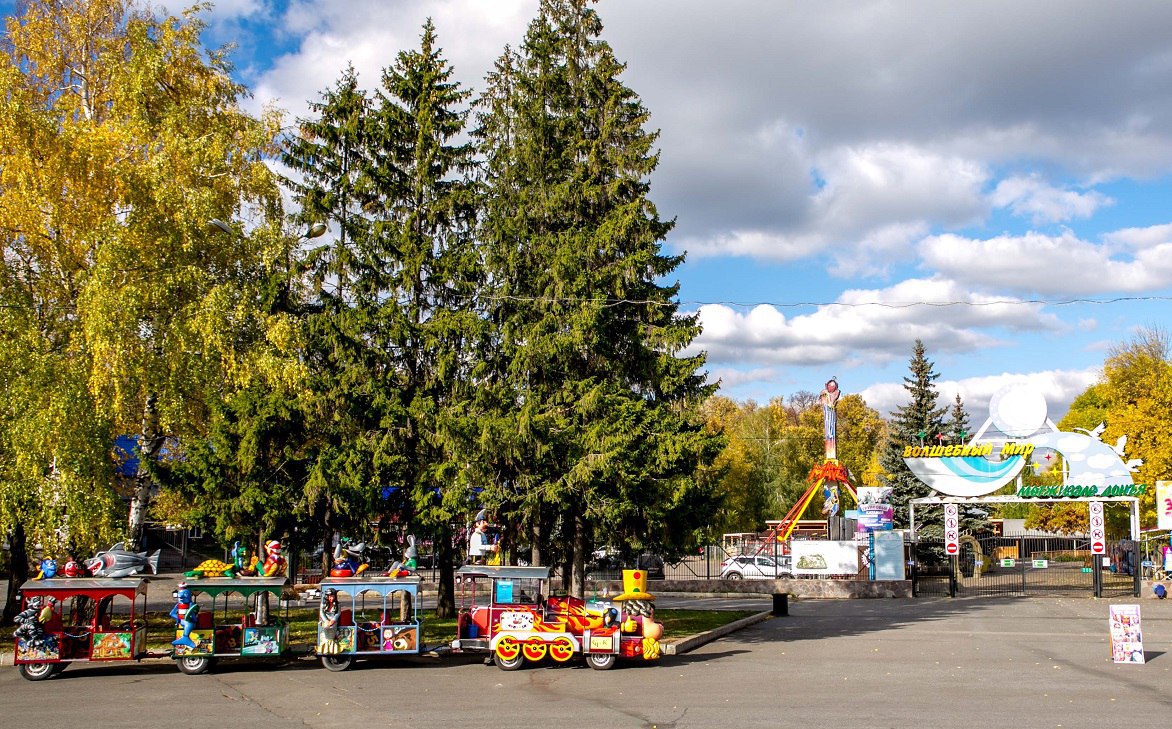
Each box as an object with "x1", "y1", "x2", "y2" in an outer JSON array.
[{"x1": 912, "y1": 536, "x2": 1139, "y2": 598}]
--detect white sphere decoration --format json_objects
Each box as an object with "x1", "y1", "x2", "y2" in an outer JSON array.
[{"x1": 988, "y1": 384, "x2": 1048, "y2": 437}]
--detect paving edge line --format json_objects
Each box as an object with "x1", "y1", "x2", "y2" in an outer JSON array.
[{"x1": 661, "y1": 609, "x2": 774, "y2": 656}]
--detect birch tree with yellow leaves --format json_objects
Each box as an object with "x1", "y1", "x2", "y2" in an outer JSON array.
[{"x1": 0, "y1": 0, "x2": 285, "y2": 605}]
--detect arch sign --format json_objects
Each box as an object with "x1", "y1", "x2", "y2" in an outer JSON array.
[{"x1": 902, "y1": 384, "x2": 1144, "y2": 500}]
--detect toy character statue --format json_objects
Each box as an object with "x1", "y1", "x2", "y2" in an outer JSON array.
[
  {"x1": 61, "y1": 559, "x2": 89, "y2": 578},
  {"x1": 386, "y1": 535, "x2": 417, "y2": 577},
  {"x1": 819, "y1": 378, "x2": 841, "y2": 460},
  {"x1": 36, "y1": 558, "x2": 58, "y2": 579},
  {"x1": 15, "y1": 596, "x2": 56, "y2": 647},
  {"x1": 612, "y1": 569, "x2": 662, "y2": 661},
  {"x1": 329, "y1": 539, "x2": 368, "y2": 578},
  {"x1": 170, "y1": 583, "x2": 201, "y2": 649},
  {"x1": 468, "y1": 510, "x2": 499, "y2": 565},
  {"x1": 317, "y1": 588, "x2": 342, "y2": 654},
  {"x1": 260, "y1": 540, "x2": 286, "y2": 577}
]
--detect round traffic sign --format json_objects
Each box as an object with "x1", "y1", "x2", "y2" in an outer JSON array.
[
  {"x1": 1093, "y1": 541, "x2": 1104, "y2": 553},
  {"x1": 946, "y1": 544, "x2": 958, "y2": 555}
]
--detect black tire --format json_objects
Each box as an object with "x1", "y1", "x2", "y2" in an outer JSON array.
[
  {"x1": 177, "y1": 655, "x2": 212, "y2": 675},
  {"x1": 726, "y1": 571, "x2": 743, "y2": 580},
  {"x1": 321, "y1": 655, "x2": 352, "y2": 672},
  {"x1": 494, "y1": 651, "x2": 525, "y2": 671},
  {"x1": 586, "y1": 652, "x2": 616, "y2": 670},
  {"x1": 18, "y1": 663, "x2": 56, "y2": 681}
]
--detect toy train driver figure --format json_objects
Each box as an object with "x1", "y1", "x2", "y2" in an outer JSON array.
[{"x1": 468, "y1": 510, "x2": 499, "y2": 565}]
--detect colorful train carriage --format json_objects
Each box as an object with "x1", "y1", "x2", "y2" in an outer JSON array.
[
  {"x1": 451, "y1": 565, "x2": 663, "y2": 671},
  {"x1": 315, "y1": 576, "x2": 423, "y2": 671},
  {"x1": 13, "y1": 578, "x2": 150, "y2": 681},
  {"x1": 170, "y1": 577, "x2": 290, "y2": 675}
]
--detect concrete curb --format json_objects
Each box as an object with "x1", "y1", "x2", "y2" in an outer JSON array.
[{"x1": 661, "y1": 609, "x2": 773, "y2": 656}]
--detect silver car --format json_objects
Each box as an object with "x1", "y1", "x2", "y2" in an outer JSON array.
[{"x1": 720, "y1": 554, "x2": 792, "y2": 579}]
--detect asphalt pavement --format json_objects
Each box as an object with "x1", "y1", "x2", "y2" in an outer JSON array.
[{"x1": 4, "y1": 593, "x2": 1170, "y2": 728}]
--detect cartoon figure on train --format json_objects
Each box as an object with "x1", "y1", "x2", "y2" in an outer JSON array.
[
  {"x1": 170, "y1": 582, "x2": 202, "y2": 650},
  {"x1": 14, "y1": 596, "x2": 60, "y2": 660},
  {"x1": 611, "y1": 570, "x2": 663, "y2": 660},
  {"x1": 329, "y1": 539, "x2": 368, "y2": 578},
  {"x1": 260, "y1": 540, "x2": 286, "y2": 577},
  {"x1": 317, "y1": 588, "x2": 343, "y2": 654}
]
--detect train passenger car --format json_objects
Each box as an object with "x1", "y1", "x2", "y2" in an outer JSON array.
[
  {"x1": 171, "y1": 577, "x2": 290, "y2": 674},
  {"x1": 315, "y1": 576, "x2": 423, "y2": 671},
  {"x1": 12, "y1": 577, "x2": 150, "y2": 681}
]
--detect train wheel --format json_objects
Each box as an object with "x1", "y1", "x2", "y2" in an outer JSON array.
[
  {"x1": 494, "y1": 637, "x2": 524, "y2": 671},
  {"x1": 549, "y1": 637, "x2": 575, "y2": 663},
  {"x1": 522, "y1": 638, "x2": 548, "y2": 663},
  {"x1": 177, "y1": 656, "x2": 212, "y2": 675},
  {"x1": 18, "y1": 663, "x2": 56, "y2": 681},
  {"x1": 321, "y1": 655, "x2": 352, "y2": 672},
  {"x1": 586, "y1": 652, "x2": 616, "y2": 671}
]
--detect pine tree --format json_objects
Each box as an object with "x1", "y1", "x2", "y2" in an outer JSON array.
[
  {"x1": 881, "y1": 340, "x2": 947, "y2": 537},
  {"x1": 947, "y1": 393, "x2": 972, "y2": 443},
  {"x1": 475, "y1": 0, "x2": 721, "y2": 596}
]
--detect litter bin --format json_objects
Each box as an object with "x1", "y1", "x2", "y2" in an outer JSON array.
[{"x1": 772, "y1": 593, "x2": 788, "y2": 617}]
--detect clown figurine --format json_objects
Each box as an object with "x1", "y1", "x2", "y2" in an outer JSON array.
[
  {"x1": 171, "y1": 583, "x2": 201, "y2": 649},
  {"x1": 260, "y1": 540, "x2": 286, "y2": 577}
]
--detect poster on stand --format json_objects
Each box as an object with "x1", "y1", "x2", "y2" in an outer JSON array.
[
  {"x1": 1109, "y1": 604, "x2": 1144, "y2": 664},
  {"x1": 792, "y1": 540, "x2": 860, "y2": 576}
]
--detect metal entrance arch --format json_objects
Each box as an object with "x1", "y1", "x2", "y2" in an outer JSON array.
[{"x1": 909, "y1": 495, "x2": 1140, "y2": 598}]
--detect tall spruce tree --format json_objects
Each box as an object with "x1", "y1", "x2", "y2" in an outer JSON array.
[
  {"x1": 947, "y1": 393, "x2": 972, "y2": 442},
  {"x1": 475, "y1": 0, "x2": 721, "y2": 596},
  {"x1": 881, "y1": 340, "x2": 948, "y2": 537},
  {"x1": 280, "y1": 67, "x2": 381, "y2": 566},
  {"x1": 358, "y1": 20, "x2": 478, "y2": 617}
]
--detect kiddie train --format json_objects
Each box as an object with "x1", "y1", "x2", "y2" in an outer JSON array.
[{"x1": 11, "y1": 563, "x2": 664, "y2": 680}]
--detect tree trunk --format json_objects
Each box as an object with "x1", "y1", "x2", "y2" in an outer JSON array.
[
  {"x1": 436, "y1": 523, "x2": 456, "y2": 618},
  {"x1": 2, "y1": 523, "x2": 31, "y2": 625},
  {"x1": 126, "y1": 394, "x2": 162, "y2": 552},
  {"x1": 530, "y1": 519, "x2": 542, "y2": 567},
  {"x1": 571, "y1": 510, "x2": 586, "y2": 599}
]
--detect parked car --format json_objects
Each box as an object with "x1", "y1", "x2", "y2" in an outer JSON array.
[{"x1": 720, "y1": 554, "x2": 791, "y2": 580}]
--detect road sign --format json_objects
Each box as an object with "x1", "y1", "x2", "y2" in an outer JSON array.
[
  {"x1": 1001, "y1": 558, "x2": 1015, "y2": 567},
  {"x1": 1089, "y1": 501, "x2": 1105, "y2": 555},
  {"x1": 944, "y1": 504, "x2": 959, "y2": 556}
]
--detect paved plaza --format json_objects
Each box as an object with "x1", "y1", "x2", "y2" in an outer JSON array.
[{"x1": 2, "y1": 594, "x2": 1169, "y2": 728}]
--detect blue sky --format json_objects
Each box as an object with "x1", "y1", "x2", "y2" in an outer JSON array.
[{"x1": 11, "y1": 0, "x2": 1172, "y2": 424}]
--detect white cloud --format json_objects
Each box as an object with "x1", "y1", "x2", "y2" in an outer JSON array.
[
  {"x1": 687, "y1": 277, "x2": 1060, "y2": 367},
  {"x1": 919, "y1": 231, "x2": 1172, "y2": 294},
  {"x1": 860, "y1": 368, "x2": 1100, "y2": 425},
  {"x1": 990, "y1": 175, "x2": 1112, "y2": 224},
  {"x1": 1102, "y1": 222, "x2": 1172, "y2": 251},
  {"x1": 683, "y1": 143, "x2": 988, "y2": 275},
  {"x1": 705, "y1": 367, "x2": 779, "y2": 390}
]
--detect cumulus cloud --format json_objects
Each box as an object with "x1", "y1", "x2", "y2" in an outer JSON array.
[
  {"x1": 918, "y1": 231, "x2": 1172, "y2": 294},
  {"x1": 682, "y1": 142, "x2": 988, "y2": 276},
  {"x1": 187, "y1": 0, "x2": 1172, "y2": 278},
  {"x1": 859, "y1": 368, "x2": 1100, "y2": 425},
  {"x1": 990, "y1": 175, "x2": 1112, "y2": 224},
  {"x1": 686, "y1": 277, "x2": 1061, "y2": 366}
]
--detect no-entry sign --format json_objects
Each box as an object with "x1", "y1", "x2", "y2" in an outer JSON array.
[{"x1": 944, "y1": 504, "x2": 959, "y2": 556}]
